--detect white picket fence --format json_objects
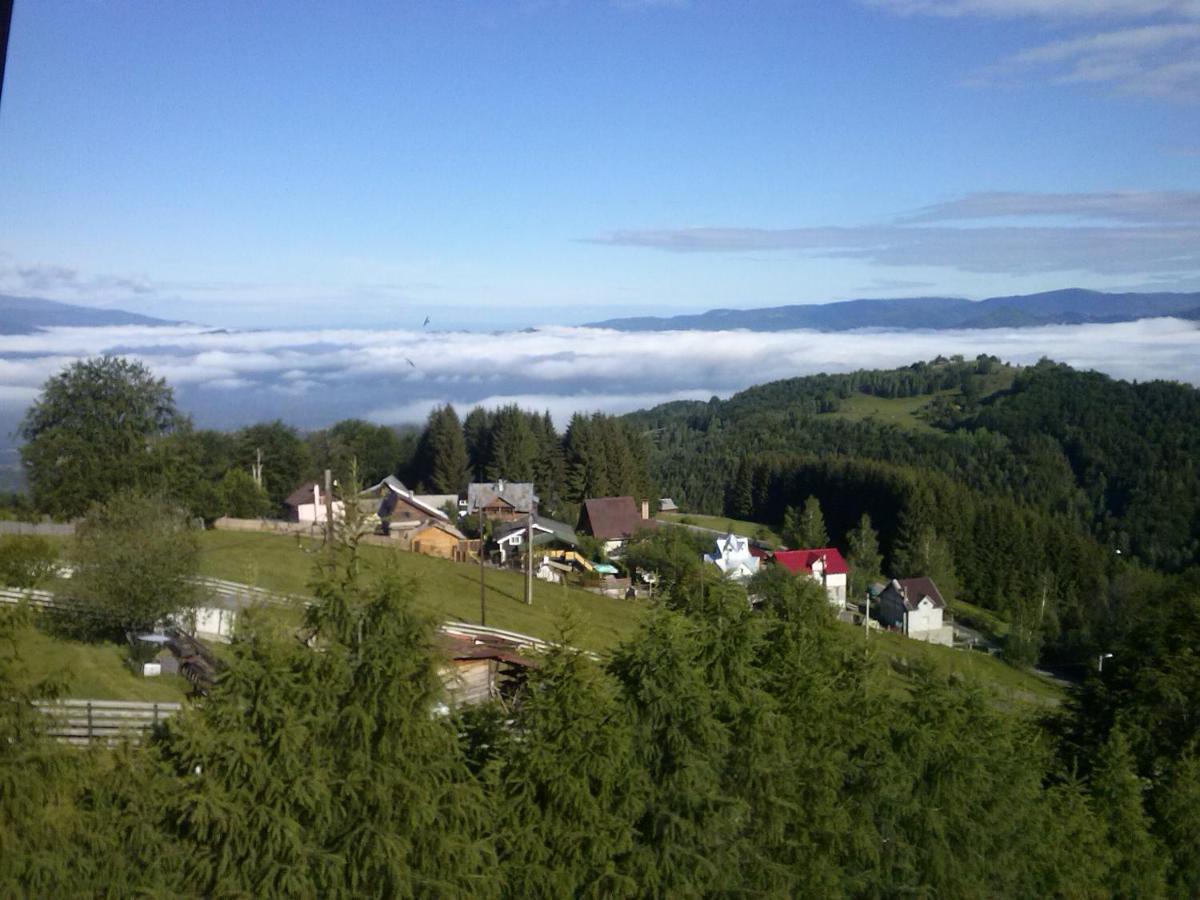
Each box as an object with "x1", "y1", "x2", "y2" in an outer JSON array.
[{"x1": 35, "y1": 698, "x2": 182, "y2": 746}]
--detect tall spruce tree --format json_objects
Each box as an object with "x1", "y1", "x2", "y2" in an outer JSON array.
[
  {"x1": 495, "y1": 640, "x2": 640, "y2": 898},
  {"x1": 608, "y1": 609, "x2": 741, "y2": 895},
  {"x1": 462, "y1": 406, "x2": 493, "y2": 479},
  {"x1": 1090, "y1": 729, "x2": 1168, "y2": 898},
  {"x1": 427, "y1": 405, "x2": 471, "y2": 495},
  {"x1": 725, "y1": 460, "x2": 753, "y2": 520},
  {"x1": 846, "y1": 512, "x2": 883, "y2": 600},
  {"x1": 487, "y1": 405, "x2": 538, "y2": 482},
  {"x1": 565, "y1": 413, "x2": 609, "y2": 502},
  {"x1": 797, "y1": 495, "x2": 829, "y2": 548}
]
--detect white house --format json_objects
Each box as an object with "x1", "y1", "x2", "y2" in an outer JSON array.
[
  {"x1": 772, "y1": 548, "x2": 849, "y2": 608},
  {"x1": 705, "y1": 533, "x2": 760, "y2": 584},
  {"x1": 877, "y1": 577, "x2": 952, "y2": 646},
  {"x1": 283, "y1": 481, "x2": 345, "y2": 524}
]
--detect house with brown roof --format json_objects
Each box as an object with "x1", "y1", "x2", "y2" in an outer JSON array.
[
  {"x1": 578, "y1": 496, "x2": 654, "y2": 555},
  {"x1": 877, "y1": 577, "x2": 952, "y2": 646}
]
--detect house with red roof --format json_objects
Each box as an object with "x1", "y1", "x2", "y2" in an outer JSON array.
[{"x1": 772, "y1": 547, "x2": 849, "y2": 608}]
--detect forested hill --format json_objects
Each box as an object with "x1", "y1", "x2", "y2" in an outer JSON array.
[
  {"x1": 625, "y1": 357, "x2": 1200, "y2": 658},
  {"x1": 589, "y1": 288, "x2": 1200, "y2": 331}
]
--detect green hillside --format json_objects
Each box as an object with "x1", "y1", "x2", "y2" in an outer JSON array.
[
  {"x1": 196, "y1": 530, "x2": 641, "y2": 653},
  {"x1": 8, "y1": 620, "x2": 190, "y2": 702},
  {"x1": 195, "y1": 530, "x2": 1060, "y2": 704}
]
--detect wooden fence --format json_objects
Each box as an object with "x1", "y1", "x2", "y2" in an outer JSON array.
[
  {"x1": 0, "y1": 520, "x2": 75, "y2": 537},
  {"x1": 35, "y1": 699, "x2": 182, "y2": 746},
  {"x1": 0, "y1": 586, "x2": 62, "y2": 610}
]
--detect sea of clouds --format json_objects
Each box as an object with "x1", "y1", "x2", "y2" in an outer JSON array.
[{"x1": 2, "y1": 318, "x2": 1199, "y2": 442}]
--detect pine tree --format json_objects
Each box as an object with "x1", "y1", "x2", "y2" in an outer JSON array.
[
  {"x1": 495, "y1": 638, "x2": 640, "y2": 898},
  {"x1": 488, "y1": 405, "x2": 538, "y2": 482},
  {"x1": 780, "y1": 504, "x2": 801, "y2": 548},
  {"x1": 892, "y1": 513, "x2": 959, "y2": 601},
  {"x1": 725, "y1": 460, "x2": 752, "y2": 520},
  {"x1": 797, "y1": 495, "x2": 829, "y2": 548},
  {"x1": 565, "y1": 413, "x2": 609, "y2": 502},
  {"x1": 530, "y1": 411, "x2": 567, "y2": 516},
  {"x1": 1153, "y1": 749, "x2": 1200, "y2": 897},
  {"x1": 1090, "y1": 729, "x2": 1167, "y2": 898},
  {"x1": 846, "y1": 512, "x2": 883, "y2": 600},
  {"x1": 608, "y1": 609, "x2": 740, "y2": 895},
  {"x1": 462, "y1": 406, "x2": 493, "y2": 480},
  {"x1": 428, "y1": 405, "x2": 471, "y2": 495}
]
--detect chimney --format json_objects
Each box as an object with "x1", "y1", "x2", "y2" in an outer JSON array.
[
  {"x1": 641, "y1": 499, "x2": 650, "y2": 520},
  {"x1": 497, "y1": 478, "x2": 505, "y2": 493}
]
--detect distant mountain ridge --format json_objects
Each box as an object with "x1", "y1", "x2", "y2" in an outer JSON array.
[
  {"x1": 587, "y1": 289, "x2": 1200, "y2": 332},
  {"x1": 0, "y1": 295, "x2": 181, "y2": 334}
]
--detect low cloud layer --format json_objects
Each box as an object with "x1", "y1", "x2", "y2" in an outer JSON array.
[{"x1": 2, "y1": 319, "x2": 1199, "y2": 445}]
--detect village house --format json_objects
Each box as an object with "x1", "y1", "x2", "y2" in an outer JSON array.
[
  {"x1": 772, "y1": 547, "x2": 849, "y2": 608},
  {"x1": 282, "y1": 481, "x2": 345, "y2": 524},
  {"x1": 705, "y1": 533, "x2": 760, "y2": 584},
  {"x1": 409, "y1": 520, "x2": 477, "y2": 562},
  {"x1": 360, "y1": 475, "x2": 451, "y2": 536},
  {"x1": 876, "y1": 577, "x2": 953, "y2": 646},
  {"x1": 578, "y1": 496, "x2": 655, "y2": 556},
  {"x1": 493, "y1": 516, "x2": 580, "y2": 565},
  {"x1": 467, "y1": 480, "x2": 537, "y2": 523}
]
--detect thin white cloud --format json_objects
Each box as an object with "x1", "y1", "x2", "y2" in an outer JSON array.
[
  {"x1": 904, "y1": 190, "x2": 1200, "y2": 224},
  {"x1": 973, "y1": 22, "x2": 1200, "y2": 100},
  {"x1": 589, "y1": 223, "x2": 1200, "y2": 275},
  {"x1": 868, "y1": 0, "x2": 1200, "y2": 100},
  {"x1": 868, "y1": 0, "x2": 1200, "y2": 19},
  {"x1": 1, "y1": 262, "x2": 155, "y2": 297}
]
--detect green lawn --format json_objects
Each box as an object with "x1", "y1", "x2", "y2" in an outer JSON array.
[
  {"x1": 859, "y1": 625, "x2": 1063, "y2": 707},
  {"x1": 196, "y1": 530, "x2": 643, "y2": 654},
  {"x1": 10, "y1": 621, "x2": 191, "y2": 702},
  {"x1": 820, "y1": 392, "x2": 948, "y2": 434},
  {"x1": 948, "y1": 597, "x2": 1011, "y2": 642},
  {"x1": 657, "y1": 512, "x2": 783, "y2": 547}
]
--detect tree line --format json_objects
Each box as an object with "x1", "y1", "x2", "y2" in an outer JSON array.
[{"x1": 16, "y1": 357, "x2": 652, "y2": 526}]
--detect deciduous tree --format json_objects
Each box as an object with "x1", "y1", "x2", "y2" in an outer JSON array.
[
  {"x1": 20, "y1": 356, "x2": 183, "y2": 518},
  {"x1": 70, "y1": 490, "x2": 199, "y2": 636}
]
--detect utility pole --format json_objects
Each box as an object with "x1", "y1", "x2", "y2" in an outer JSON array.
[
  {"x1": 479, "y1": 504, "x2": 486, "y2": 626},
  {"x1": 324, "y1": 468, "x2": 334, "y2": 545},
  {"x1": 524, "y1": 500, "x2": 536, "y2": 606}
]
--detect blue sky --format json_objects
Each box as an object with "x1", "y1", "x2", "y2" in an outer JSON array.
[{"x1": 1, "y1": 0, "x2": 1198, "y2": 329}]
